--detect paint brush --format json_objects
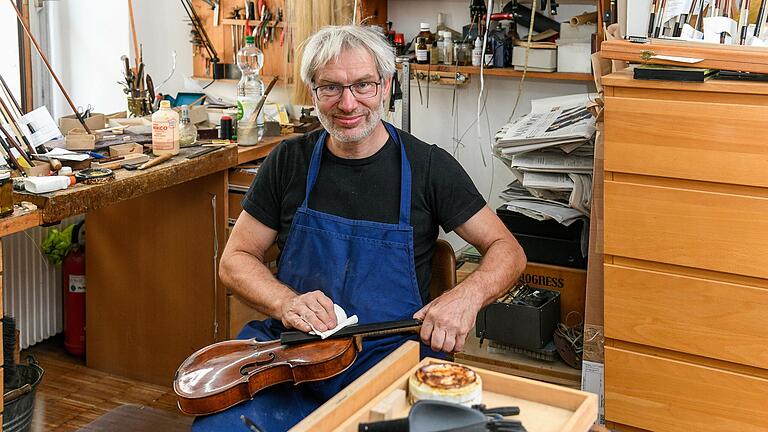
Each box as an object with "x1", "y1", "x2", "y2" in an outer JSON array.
[
  {"x1": 675, "y1": 0, "x2": 700, "y2": 36},
  {"x1": 0, "y1": 132, "x2": 24, "y2": 174},
  {"x1": 654, "y1": 0, "x2": 668, "y2": 37},
  {"x1": 0, "y1": 124, "x2": 31, "y2": 169},
  {"x1": 740, "y1": 0, "x2": 752, "y2": 43},
  {"x1": 247, "y1": 76, "x2": 279, "y2": 127},
  {"x1": 0, "y1": 73, "x2": 23, "y2": 116},
  {"x1": 755, "y1": 0, "x2": 768, "y2": 37},
  {"x1": 649, "y1": 0, "x2": 659, "y2": 37}
]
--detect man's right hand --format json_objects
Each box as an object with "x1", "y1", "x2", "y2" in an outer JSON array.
[{"x1": 280, "y1": 290, "x2": 337, "y2": 333}]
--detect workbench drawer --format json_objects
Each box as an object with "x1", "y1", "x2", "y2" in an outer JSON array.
[
  {"x1": 228, "y1": 192, "x2": 245, "y2": 221},
  {"x1": 229, "y1": 165, "x2": 259, "y2": 189},
  {"x1": 605, "y1": 96, "x2": 768, "y2": 187},
  {"x1": 604, "y1": 180, "x2": 768, "y2": 279},
  {"x1": 605, "y1": 263, "x2": 768, "y2": 369},
  {"x1": 605, "y1": 346, "x2": 768, "y2": 432}
]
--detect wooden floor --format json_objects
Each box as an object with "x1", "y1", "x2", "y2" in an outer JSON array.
[{"x1": 19, "y1": 335, "x2": 189, "y2": 432}]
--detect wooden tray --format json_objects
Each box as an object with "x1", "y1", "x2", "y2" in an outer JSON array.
[
  {"x1": 601, "y1": 39, "x2": 768, "y2": 74},
  {"x1": 292, "y1": 341, "x2": 597, "y2": 432}
]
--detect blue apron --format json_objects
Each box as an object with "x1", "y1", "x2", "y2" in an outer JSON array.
[{"x1": 193, "y1": 122, "x2": 434, "y2": 432}]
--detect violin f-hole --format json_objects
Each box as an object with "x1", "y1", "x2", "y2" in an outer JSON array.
[{"x1": 240, "y1": 352, "x2": 276, "y2": 375}]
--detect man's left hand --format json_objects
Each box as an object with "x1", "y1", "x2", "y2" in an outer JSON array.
[{"x1": 413, "y1": 287, "x2": 481, "y2": 353}]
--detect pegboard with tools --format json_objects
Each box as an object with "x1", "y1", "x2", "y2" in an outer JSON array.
[
  {"x1": 190, "y1": 0, "x2": 288, "y2": 79},
  {"x1": 190, "y1": 0, "x2": 389, "y2": 82}
]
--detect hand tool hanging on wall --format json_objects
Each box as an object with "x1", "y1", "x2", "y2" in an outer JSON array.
[
  {"x1": 180, "y1": 0, "x2": 223, "y2": 78},
  {"x1": 7, "y1": 0, "x2": 91, "y2": 134}
]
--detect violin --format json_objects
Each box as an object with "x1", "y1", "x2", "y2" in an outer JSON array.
[{"x1": 174, "y1": 319, "x2": 422, "y2": 416}]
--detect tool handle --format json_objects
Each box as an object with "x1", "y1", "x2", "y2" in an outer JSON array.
[
  {"x1": 357, "y1": 417, "x2": 408, "y2": 432},
  {"x1": 485, "y1": 406, "x2": 521, "y2": 417},
  {"x1": 138, "y1": 153, "x2": 173, "y2": 170}
]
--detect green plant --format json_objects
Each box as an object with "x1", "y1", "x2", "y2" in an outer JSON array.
[{"x1": 41, "y1": 224, "x2": 74, "y2": 265}]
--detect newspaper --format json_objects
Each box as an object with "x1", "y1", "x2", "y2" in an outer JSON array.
[
  {"x1": 493, "y1": 94, "x2": 597, "y2": 255},
  {"x1": 495, "y1": 94, "x2": 597, "y2": 149},
  {"x1": 510, "y1": 152, "x2": 594, "y2": 174}
]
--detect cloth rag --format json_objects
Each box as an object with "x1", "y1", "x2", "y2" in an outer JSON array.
[{"x1": 308, "y1": 304, "x2": 358, "y2": 339}]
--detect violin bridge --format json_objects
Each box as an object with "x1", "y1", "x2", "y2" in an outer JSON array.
[{"x1": 353, "y1": 335, "x2": 364, "y2": 352}]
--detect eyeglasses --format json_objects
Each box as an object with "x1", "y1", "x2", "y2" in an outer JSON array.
[{"x1": 312, "y1": 80, "x2": 382, "y2": 101}]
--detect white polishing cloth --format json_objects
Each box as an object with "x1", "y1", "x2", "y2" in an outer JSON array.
[{"x1": 308, "y1": 304, "x2": 358, "y2": 339}]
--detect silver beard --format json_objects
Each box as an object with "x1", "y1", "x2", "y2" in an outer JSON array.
[{"x1": 316, "y1": 101, "x2": 384, "y2": 143}]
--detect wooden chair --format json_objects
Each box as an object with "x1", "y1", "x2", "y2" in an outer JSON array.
[{"x1": 429, "y1": 239, "x2": 457, "y2": 301}]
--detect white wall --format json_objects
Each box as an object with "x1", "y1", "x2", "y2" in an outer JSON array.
[
  {"x1": 46, "y1": 1, "x2": 130, "y2": 119},
  {"x1": 131, "y1": 0, "x2": 193, "y2": 98},
  {"x1": 0, "y1": 1, "x2": 22, "y2": 102}
]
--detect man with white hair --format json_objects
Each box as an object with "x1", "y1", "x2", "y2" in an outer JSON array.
[{"x1": 193, "y1": 25, "x2": 526, "y2": 431}]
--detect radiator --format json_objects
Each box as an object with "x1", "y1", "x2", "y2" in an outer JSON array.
[{"x1": 3, "y1": 217, "x2": 83, "y2": 349}]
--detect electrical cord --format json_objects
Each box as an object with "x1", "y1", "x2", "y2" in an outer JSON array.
[
  {"x1": 507, "y1": 0, "x2": 538, "y2": 123},
  {"x1": 475, "y1": 0, "x2": 494, "y2": 168},
  {"x1": 203, "y1": 77, "x2": 216, "y2": 89}
]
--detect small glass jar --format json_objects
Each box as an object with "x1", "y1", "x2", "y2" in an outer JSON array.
[
  {"x1": 454, "y1": 42, "x2": 472, "y2": 66},
  {"x1": 0, "y1": 171, "x2": 14, "y2": 217},
  {"x1": 179, "y1": 105, "x2": 198, "y2": 148}
]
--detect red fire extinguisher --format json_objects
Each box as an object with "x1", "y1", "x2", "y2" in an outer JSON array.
[{"x1": 62, "y1": 221, "x2": 85, "y2": 357}]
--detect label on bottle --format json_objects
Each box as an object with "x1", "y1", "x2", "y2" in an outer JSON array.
[
  {"x1": 472, "y1": 49, "x2": 482, "y2": 67},
  {"x1": 416, "y1": 48, "x2": 428, "y2": 62},
  {"x1": 152, "y1": 118, "x2": 178, "y2": 150}
]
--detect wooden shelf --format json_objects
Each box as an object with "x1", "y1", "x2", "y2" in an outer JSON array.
[
  {"x1": 221, "y1": 19, "x2": 285, "y2": 28},
  {"x1": 191, "y1": 75, "x2": 282, "y2": 85},
  {"x1": 191, "y1": 75, "x2": 239, "y2": 84},
  {"x1": 0, "y1": 205, "x2": 41, "y2": 237},
  {"x1": 399, "y1": 63, "x2": 594, "y2": 82}
]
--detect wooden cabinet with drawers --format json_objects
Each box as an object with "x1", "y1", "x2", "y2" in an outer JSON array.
[{"x1": 603, "y1": 71, "x2": 768, "y2": 432}]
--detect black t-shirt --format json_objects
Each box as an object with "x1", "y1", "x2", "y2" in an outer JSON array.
[{"x1": 242, "y1": 127, "x2": 486, "y2": 303}]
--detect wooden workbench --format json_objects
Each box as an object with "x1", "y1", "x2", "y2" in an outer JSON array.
[
  {"x1": 5, "y1": 134, "x2": 298, "y2": 388},
  {"x1": 16, "y1": 146, "x2": 238, "y2": 224}
]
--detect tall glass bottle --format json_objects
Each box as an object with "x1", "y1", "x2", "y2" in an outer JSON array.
[{"x1": 236, "y1": 35, "x2": 265, "y2": 145}]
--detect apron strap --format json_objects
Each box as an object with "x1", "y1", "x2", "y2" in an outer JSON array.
[{"x1": 300, "y1": 122, "x2": 412, "y2": 226}]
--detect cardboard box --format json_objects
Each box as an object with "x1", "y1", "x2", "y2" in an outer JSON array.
[
  {"x1": 65, "y1": 130, "x2": 95, "y2": 151},
  {"x1": 583, "y1": 123, "x2": 604, "y2": 363},
  {"x1": 59, "y1": 113, "x2": 106, "y2": 135},
  {"x1": 521, "y1": 261, "x2": 587, "y2": 324},
  {"x1": 512, "y1": 46, "x2": 557, "y2": 72},
  {"x1": 557, "y1": 40, "x2": 593, "y2": 73},
  {"x1": 108, "y1": 143, "x2": 144, "y2": 157},
  {"x1": 21, "y1": 160, "x2": 51, "y2": 177}
]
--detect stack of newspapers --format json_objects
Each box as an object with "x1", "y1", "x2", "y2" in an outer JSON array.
[{"x1": 494, "y1": 93, "x2": 597, "y2": 231}]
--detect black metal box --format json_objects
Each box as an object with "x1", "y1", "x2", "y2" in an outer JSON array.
[
  {"x1": 496, "y1": 206, "x2": 587, "y2": 269},
  {"x1": 475, "y1": 286, "x2": 561, "y2": 350}
]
